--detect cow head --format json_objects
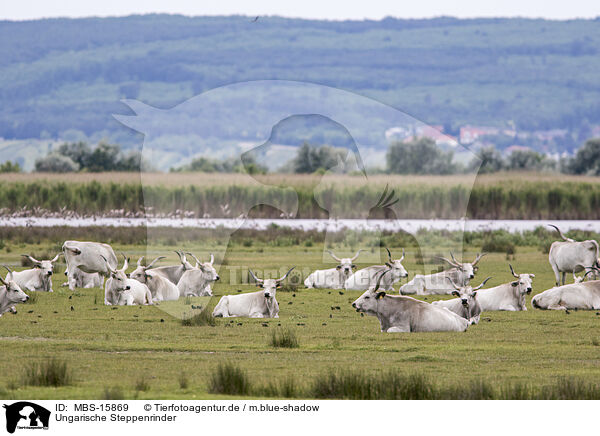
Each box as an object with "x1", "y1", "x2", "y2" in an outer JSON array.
[
  {"x1": 187, "y1": 253, "x2": 220, "y2": 283},
  {"x1": 509, "y1": 264, "x2": 535, "y2": 295},
  {"x1": 352, "y1": 269, "x2": 387, "y2": 314},
  {"x1": 439, "y1": 252, "x2": 486, "y2": 283},
  {"x1": 102, "y1": 255, "x2": 130, "y2": 292},
  {"x1": 0, "y1": 274, "x2": 29, "y2": 304},
  {"x1": 446, "y1": 276, "x2": 491, "y2": 318},
  {"x1": 21, "y1": 253, "x2": 61, "y2": 277},
  {"x1": 384, "y1": 247, "x2": 408, "y2": 281},
  {"x1": 328, "y1": 249, "x2": 362, "y2": 277},
  {"x1": 249, "y1": 267, "x2": 295, "y2": 299},
  {"x1": 130, "y1": 256, "x2": 166, "y2": 284}
]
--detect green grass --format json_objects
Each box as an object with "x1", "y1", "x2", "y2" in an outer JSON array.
[{"x1": 1, "y1": 240, "x2": 600, "y2": 399}]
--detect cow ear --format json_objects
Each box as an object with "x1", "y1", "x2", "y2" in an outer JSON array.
[
  {"x1": 472, "y1": 291, "x2": 477, "y2": 297},
  {"x1": 452, "y1": 290, "x2": 460, "y2": 297},
  {"x1": 376, "y1": 291, "x2": 386, "y2": 300},
  {"x1": 530, "y1": 274, "x2": 535, "y2": 278},
  {"x1": 473, "y1": 266, "x2": 479, "y2": 272},
  {"x1": 511, "y1": 281, "x2": 518, "y2": 287}
]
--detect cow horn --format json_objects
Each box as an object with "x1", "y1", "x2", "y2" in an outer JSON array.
[
  {"x1": 548, "y1": 224, "x2": 575, "y2": 242},
  {"x1": 385, "y1": 247, "x2": 393, "y2": 262},
  {"x1": 438, "y1": 256, "x2": 460, "y2": 268},
  {"x1": 0, "y1": 275, "x2": 7, "y2": 287},
  {"x1": 186, "y1": 252, "x2": 202, "y2": 267},
  {"x1": 137, "y1": 256, "x2": 145, "y2": 267},
  {"x1": 101, "y1": 255, "x2": 116, "y2": 275},
  {"x1": 145, "y1": 256, "x2": 166, "y2": 270},
  {"x1": 509, "y1": 264, "x2": 519, "y2": 278},
  {"x1": 276, "y1": 267, "x2": 296, "y2": 283},
  {"x1": 175, "y1": 250, "x2": 185, "y2": 262},
  {"x1": 445, "y1": 276, "x2": 461, "y2": 291},
  {"x1": 209, "y1": 254, "x2": 214, "y2": 265},
  {"x1": 21, "y1": 254, "x2": 41, "y2": 266},
  {"x1": 326, "y1": 250, "x2": 341, "y2": 262},
  {"x1": 374, "y1": 268, "x2": 389, "y2": 292},
  {"x1": 2, "y1": 265, "x2": 13, "y2": 275},
  {"x1": 120, "y1": 253, "x2": 129, "y2": 272},
  {"x1": 248, "y1": 269, "x2": 264, "y2": 284},
  {"x1": 472, "y1": 252, "x2": 487, "y2": 266},
  {"x1": 351, "y1": 249, "x2": 363, "y2": 262},
  {"x1": 50, "y1": 253, "x2": 62, "y2": 263},
  {"x1": 473, "y1": 276, "x2": 492, "y2": 291},
  {"x1": 399, "y1": 248, "x2": 405, "y2": 262}
]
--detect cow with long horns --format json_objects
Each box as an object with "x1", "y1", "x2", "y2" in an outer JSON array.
[
  {"x1": 548, "y1": 224, "x2": 600, "y2": 286},
  {"x1": 476, "y1": 265, "x2": 534, "y2": 311},
  {"x1": 212, "y1": 267, "x2": 295, "y2": 318},
  {"x1": 304, "y1": 250, "x2": 362, "y2": 289},
  {"x1": 3, "y1": 253, "x2": 61, "y2": 292},
  {"x1": 399, "y1": 252, "x2": 486, "y2": 295},
  {"x1": 432, "y1": 276, "x2": 492, "y2": 324},
  {"x1": 344, "y1": 248, "x2": 408, "y2": 291}
]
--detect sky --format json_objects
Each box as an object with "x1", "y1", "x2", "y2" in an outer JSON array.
[{"x1": 2, "y1": 0, "x2": 600, "y2": 21}]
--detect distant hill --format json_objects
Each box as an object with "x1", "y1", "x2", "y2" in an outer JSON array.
[{"x1": 1, "y1": 14, "x2": 600, "y2": 166}]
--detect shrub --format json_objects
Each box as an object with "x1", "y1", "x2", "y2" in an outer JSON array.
[
  {"x1": 22, "y1": 359, "x2": 73, "y2": 387},
  {"x1": 209, "y1": 363, "x2": 251, "y2": 396},
  {"x1": 181, "y1": 310, "x2": 216, "y2": 327},
  {"x1": 270, "y1": 327, "x2": 299, "y2": 348},
  {"x1": 102, "y1": 386, "x2": 125, "y2": 400},
  {"x1": 178, "y1": 373, "x2": 189, "y2": 390},
  {"x1": 134, "y1": 377, "x2": 150, "y2": 392}
]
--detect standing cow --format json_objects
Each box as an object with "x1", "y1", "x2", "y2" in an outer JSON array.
[
  {"x1": 213, "y1": 267, "x2": 295, "y2": 318},
  {"x1": 399, "y1": 253, "x2": 486, "y2": 295},
  {"x1": 62, "y1": 241, "x2": 118, "y2": 290},
  {"x1": 548, "y1": 224, "x2": 600, "y2": 286},
  {"x1": 3, "y1": 254, "x2": 60, "y2": 292},
  {"x1": 304, "y1": 250, "x2": 362, "y2": 289},
  {"x1": 344, "y1": 248, "x2": 408, "y2": 291},
  {"x1": 476, "y1": 265, "x2": 534, "y2": 311}
]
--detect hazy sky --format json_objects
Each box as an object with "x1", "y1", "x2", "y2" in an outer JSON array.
[{"x1": 3, "y1": 0, "x2": 600, "y2": 21}]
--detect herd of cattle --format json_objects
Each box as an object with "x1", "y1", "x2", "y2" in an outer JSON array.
[{"x1": 1, "y1": 226, "x2": 600, "y2": 334}]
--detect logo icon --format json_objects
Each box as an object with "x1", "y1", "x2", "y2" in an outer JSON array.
[{"x1": 3, "y1": 402, "x2": 50, "y2": 434}]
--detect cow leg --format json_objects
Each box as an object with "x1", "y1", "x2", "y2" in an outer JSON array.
[
  {"x1": 386, "y1": 326, "x2": 409, "y2": 333},
  {"x1": 550, "y1": 263, "x2": 561, "y2": 287},
  {"x1": 547, "y1": 303, "x2": 567, "y2": 310}
]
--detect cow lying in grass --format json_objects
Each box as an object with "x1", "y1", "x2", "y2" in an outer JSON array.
[
  {"x1": 103, "y1": 255, "x2": 153, "y2": 306},
  {"x1": 476, "y1": 265, "x2": 534, "y2": 311},
  {"x1": 431, "y1": 277, "x2": 491, "y2": 324},
  {"x1": 532, "y1": 272, "x2": 600, "y2": 310},
  {"x1": 4, "y1": 254, "x2": 60, "y2": 292},
  {"x1": 352, "y1": 271, "x2": 470, "y2": 332},
  {"x1": 0, "y1": 275, "x2": 29, "y2": 317}
]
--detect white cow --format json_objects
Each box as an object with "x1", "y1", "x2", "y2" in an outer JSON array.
[
  {"x1": 3, "y1": 253, "x2": 60, "y2": 292},
  {"x1": 304, "y1": 249, "x2": 362, "y2": 289},
  {"x1": 212, "y1": 267, "x2": 295, "y2": 318},
  {"x1": 177, "y1": 253, "x2": 219, "y2": 297},
  {"x1": 103, "y1": 255, "x2": 153, "y2": 306},
  {"x1": 0, "y1": 275, "x2": 29, "y2": 317},
  {"x1": 351, "y1": 271, "x2": 470, "y2": 332},
  {"x1": 476, "y1": 265, "x2": 534, "y2": 311},
  {"x1": 432, "y1": 276, "x2": 491, "y2": 324},
  {"x1": 69, "y1": 266, "x2": 104, "y2": 289},
  {"x1": 151, "y1": 250, "x2": 194, "y2": 284},
  {"x1": 400, "y1": 252, "x2": 486, "y2": 295},
  {"x1": 548, "y1": 224, "x2": 600, "y2": 286},
  {"x1": 130, "y1": 256, "x2": 179, "y2": 301},
  {"x1": 344, "y1": 248, "x2": 408, "y2": 291},
  {"x1": 62, "y1": 241, "x2": 118, "y2": 290},
  {"x1": 532, "y1": 277, "x2": 600, "y2": 310}
]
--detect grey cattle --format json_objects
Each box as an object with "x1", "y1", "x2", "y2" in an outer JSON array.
[
  {"x1": 103, "y1": 255, "x2": 153, "y2": 306},
  {"x1": 432, "y1": 277, "x2": 491, "y2": 324},
  {"x1": 152, "y1": 251, "x2": 194, "y2": 285},
  {"x1": 4, "y1": 253, "x2": 60, "y2": 292},
  {"x1": 130, "y1": 256, "x2": 179, "y2": 301},
  {"x1": 62, "y1": 241, "x2": 118, "y2": 290},
  {"x1": 352, "y1": 271, "x2": 470, "y2": 332},
  {"x1": 399, "y1": 252, "x2": 486, "y2": 295},
  {"x1": 177, "y1": 253, "x2": 219, "y2": 297},
  {"x1": 344, "y1": 248, "x2": 408, "y2": 291},
  {"x1": 0, "y1": 275, "x2": 29, "y2": 317},
  {"x1": 69, "y1": 266, "x2": 104, "y2": 289},
  {"x1": 548, "y1": 224, "x2": 600, "y2": 286},
  {"x1": 212, "y1": 268, "x2": 294, "y2": 318},
  {"x1": 304, "y1": 249, "x2": 362, "y2": 289},
  {"x1": 532, "y1": 274, "x2": 600, "y2": 310},
  {"x1": 476, "y1": 265, "x2": 534, "y2": 311}
]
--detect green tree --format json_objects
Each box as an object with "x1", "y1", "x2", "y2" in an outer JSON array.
[
  {"x1": 386, "y1": 138, "x2": 456, "y2": 174},
  {"x1": 57, "y1": 141, "x2": 92, "y2": 168},
  {"x1": 0, "y1": 161, "x2": 22, "y2": 173},
  {"x1": 507, "y1": 149, "x2": 554, "y2": 171},
  {"x1": 566, "y1": 138, "x2": 600, "y2": 175},
  {"x1": 469, "y1": 146, "x2": 505, "y2": 173},
  {"x1": 86, "y1": 142, "x2": 120, "y2": 172},
  {"x1": 292, "y1": 142, "x2": 345, "y2": 174},
  {"x1": 35, "y1": 153, "x2": 79, "y2": 172}
]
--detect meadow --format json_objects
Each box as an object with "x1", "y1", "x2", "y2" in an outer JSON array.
[
  {"x1": 2, "y1": 172, "x2": 600, "y2": 219},
  {"x1": 1, "y1": 229, "x2": 600, "y2": 400}
]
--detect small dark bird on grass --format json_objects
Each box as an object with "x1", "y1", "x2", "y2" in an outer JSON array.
[
  {"x1": 360, "y1": 313, "x2": 364, "y2": 317},
  {"x1": 28, "y1": 310, "x2": 33, "y2": 313},
  {"x1": 297, "y1": 323, "x2": 305, "y2": 326},
  {"x1": 53, "y1": 311, "x2": 58, "y2": 313},
  {"x1": 339, "y1": 291, "x2": 344, "y2": 295},
  {"x1": 69, "y1": 296, "x2": 72, "y2": 300},
  {"x1": 237, "y1": 322, "x2": 243, "y2": 326},
  {"x1": 329, "y1": 314, "x2": 333, "y2": 318},
  {"x1": 70, "y1": 306, "x2": 74, "y2": 311},
  {"x1": 111, "y1": 307, "x2": 118, "y2": 310},
  {"x1": 292, "y1": 294, "x2": 296, "y2": 298},
  {"x1": 160, "y1": 319, "x2": 165, "y2": 323},
  {"x1": 322, "y1": 323, "x2": 327, "y2": 326},
  {"x1": 262, "y1": 323, "x2": 269, "y2": 327},
  {"x1": 565, "y1": 309, "x2": 570, "y2": 315},
  {"x1": 288, "y1": 301, "x2": 293, "y2": 305}
]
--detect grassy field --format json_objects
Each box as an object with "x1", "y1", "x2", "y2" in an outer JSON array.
[{"x1": 1, "y1": 239, "x2": 600, "y2": 400}]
